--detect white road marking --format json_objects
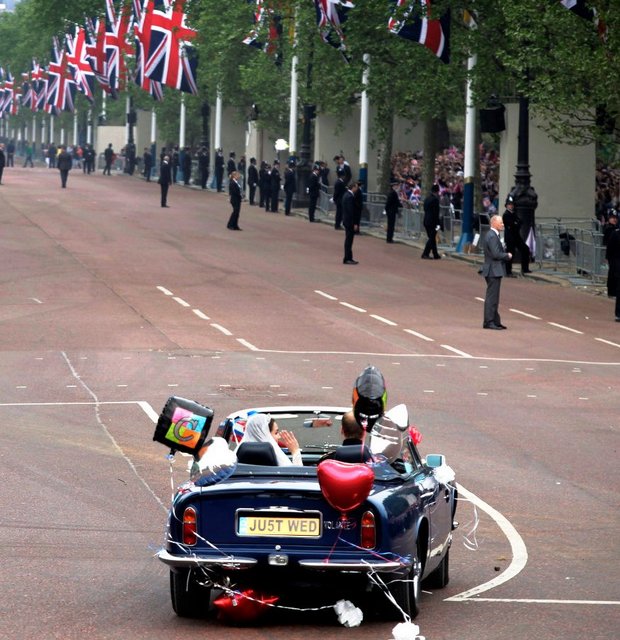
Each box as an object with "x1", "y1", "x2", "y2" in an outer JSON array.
[
  {"x1": 404, "y1": 328, "x2": 434, "y2": 342},
  {"x1": 315, "y1": 290, "x2": 338, "y2": 300},
  {"x1": 595, "y1": 337, "x2": 620, "y2": 348},
  {"x1": 16, "y1": 386, "x2": 27, "y2": 389},
  {"x1": 237, "y1": 338, "x2": 258, "y2": 350},
  {"x1": 475, "y1": 297, "x2": 485, "y2": 302},
  {"x1": 446, "y1": 483, "x2": 528, "y2": 602},
  {"x1": 423, "y1": 390, "x2": 435, "y2": 394},
  {"x1": 477, "y1": 392, "x2": 488, "y2": 396},
  {"x1": 370, "y1": 314, "x2": 398, "y2": 326},
  {"x1": 527, "y1": 394, "x2": 537, "y2": 398},
  {"x1": 173, "y1": 296, "x2": 190, "y2": 307},
  {"x1": 30, "y1": 298, "x2": 43, "y2": 304},
  {"x1": 157, "y1": 286, "x2": 173, "y2": 296},
  {"x1": 211, "y1": 323, "x2": 232, "y2": 336},
  {"x1": 339, "y1": 301, "x2": 366, "y2": 313},
  {"x1": 116, "y1": 384, "x2": 128, "y2": 388},
  {"x1": 547, "y1": 322, "x2": 583, "y2": 334},
  {"x1": 509, "y1": 308, "x2": 541, "y2": 320},
  {"x1": 441, "y1": 344, "x2": 473, "y2": 358},
  {"x1": 193, "y1": 309, "x2": 210, "y2": 320},
  {"x1": 461, "y1": 597, "x2": 620, "y2": 605}
]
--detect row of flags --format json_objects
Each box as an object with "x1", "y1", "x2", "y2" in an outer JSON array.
[
  {"x1": 0, "y1": 0, "x2": 196, "y2": 118},
  {"x1": 1, "y1": 1, "x2": 604, "y2": 121}
]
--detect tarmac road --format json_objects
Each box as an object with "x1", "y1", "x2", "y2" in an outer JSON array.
[{"x1": 0, "y1": 165, "x2": 618, "y2": 640}]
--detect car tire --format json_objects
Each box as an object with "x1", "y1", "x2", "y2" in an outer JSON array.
[
  {"x1": 424, "y1": 549, "x2": 450, "y2": 589},
  {"x1": 170, "y1": 569, "x2": 211, "y2": 618},
  {"x1": 377, "y1": 557, "x2": 421, "y2": 621}
]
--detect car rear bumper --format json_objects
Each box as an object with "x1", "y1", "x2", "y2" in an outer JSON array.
[{"x1": 158, "y1": 549, "x2": 405, "y2": 573}]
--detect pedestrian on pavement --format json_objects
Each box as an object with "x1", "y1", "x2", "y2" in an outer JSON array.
[
  {"x1": 182, "y1": 147, "x2": 192, "y2": 185},
  {"x1": 227, "y1": 152, "x2": 237, "y2": 178},
  {"x1": 227, "y1": 170, "x2": 243, "y2": 230},
  {"x1": 307, "y1": 163, "x2": 321, "y2": 222},
  {"x1": 482, "y1": 214, "x2": 512, "y2": 330},
  {"x1": 502, "y1": 195, "x2": 531, "y2": 276},
  {"x1": 247, "y1": 157, "x2": 258, "y2": 205},
  {"x1": 270, "y1": 160, "x2": 281, "y2": 213},
  {"x1": 605, "y1": 225, "x2": 620, "y2": 321},
  {"x1": 422, "y1": 184, "x2": 442, "y2": 259},
  {"x1": 48, "y1": 143, "x2": 57, "y2": 169},
  {"x1": 259, "y1": 161, "x2": 269, "y2": 208},
  {"x1": 158, "y1": 155, "x2": 172, "y2": 207},
  {"x1": 343, "y1": 181, "x2": 360, "y2": 265},
  {"x1": 103, "y1": 143, "x2": 114, "y2": 175},
  {"x1": 143, "y1": 147, "x2": 153, "y2": 182},
  {"x1": 0, "y1": 143, "x2": 6, "y2": 184},
  {"x1": 214, "y1": 148, "x2": 225, "y2": 192},
  {"x1": 237, "y1": 155, "x2": 246, "y2": 191},
  {"x1": 23, "y1": 142, "x2": 34, "y2": 167},
  {"x1": 385, "y1": 180, "x2": 401, "y2": 243},
  {"x1": 333, "y1": 174, "x2": 346, "y2": 230},
  {"x1": 6, "y1": 140, "x2": 15, "y2": 167},
  {"x1": 171, "y1": 146, "x2": 180, "y2": 183},
  {"x1": 284, "y1": 160, "x2": 296, "y2": 215},
  {"x1": 57, "y1": 145, "x2": 72, "y2": 188},
  {"x1": 197, "y1": 146, "x2": 210, "y2": 189}
]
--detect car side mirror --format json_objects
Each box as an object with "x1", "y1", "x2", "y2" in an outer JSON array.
[{"x1": 425, "y1": 454, "x2": 445, "y2": 469}]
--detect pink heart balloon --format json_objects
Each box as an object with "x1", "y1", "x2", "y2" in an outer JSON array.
[{"x1": 317, "y1": 459, "x2": 374, "y2": 513}]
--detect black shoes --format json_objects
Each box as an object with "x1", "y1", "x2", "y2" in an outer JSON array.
[
  {"x1": 483, "y1": 323, "x2": 506, "y2": 330},
  {"x1": 343, "y1": 259, "x2": 359, "y2": 265}
]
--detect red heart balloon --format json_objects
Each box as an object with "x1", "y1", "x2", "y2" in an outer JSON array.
[
  {"x1": 213, "y1": 589, "x2": 278, "y2": 625},
  {"x1": 317, "y1": 459, "x2": 374, "y2": 514}
]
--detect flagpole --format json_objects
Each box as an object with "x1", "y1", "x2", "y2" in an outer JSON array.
[
  {"x1": 87, "y1": 108, "x2": 92, "y2": 145},
  {"x1": 358, "y1": 53, "x2": 370, "y2": 192},
  {"x1": 179, "y1": 93, "x2": 186, "y2": 149},
  {"x1": 151, "y1": 107, "x2": 157, "y2": 172},
  {"x1": 73, "y1": 111, "x2": 78, "y2": 146},
  {"x1": 456, "y1": 51, "x2": 477, "y2": 253},
  {"x1": 288, "y1": 54, "x2": 298, "y2": 160},
  {"x1": 214, "y1": 91, "x2": 222, "y2": 152},
  {"x1": 32, "y1": 115, "x2": 36, "y2": 149},
  {"x1": 50, "y1": 113, "x2": 54, "y2": 145}
]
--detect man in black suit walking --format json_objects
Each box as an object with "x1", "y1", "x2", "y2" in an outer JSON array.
[
  {"x1": 307, "y1": 164, "x2": 321, "y2": 222},
  {"x1": 482, "y1": 214, "x2": 512, "y2": 329},
  {"x1": 227, "y1": 171, "x2": 243, "y2": 230},
  {"x1": 342, "y1": 182, "x2": 360, "y2": 264},
  {"x1": 270, "y1": 160, "x2": 281, "y2": 212},
  {"x1": 143, "y1": 147, "x2": 153, "y2": 181},
  {"x1": 385, "y1": 180, "x2": 401, "y2": 243},
  {"x1": 158, "y1": 155, "x2": 172, "y2": 207},
  {"x1": 421, "y1": 184, "x2": 442, "y2": 259},
  {"x1": 333, "y1": 174, "x2": 346, "y2": 230},
  {"x1": 57, "y1": 146, "x2": 72, "y2": 188},
  {"x1": 283, "y1": 161, "x2": 296, "y2": 215},
  {"x1": 214, "y1": 149, "x2": 224, "y2": 192}
]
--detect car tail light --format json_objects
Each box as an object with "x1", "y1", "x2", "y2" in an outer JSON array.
[
  {"x1": 360, "y1": 510, "x2": 376, "y2": 549},
  {"x1": 182, "y1": 506, "x2": 198, "y2": 545}
]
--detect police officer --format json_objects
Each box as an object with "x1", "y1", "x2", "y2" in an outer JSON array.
[{"x1": 503, "y1": 195, "x2": 531, "y2": 275}]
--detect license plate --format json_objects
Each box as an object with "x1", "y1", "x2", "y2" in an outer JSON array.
[{"x1": 237, "y1": 515, "x2": 321, "y2": 538}]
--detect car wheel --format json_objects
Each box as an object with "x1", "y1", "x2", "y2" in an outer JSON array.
[
  {"x1": 377, "y1": 557, "x2": 421, "y2": 621},
  {"x1": 424, "y1": 549, "x2": 450, "y2": 589},
  {"x1": 170, "y1": 569, "x2": 211, "y2": 618}
]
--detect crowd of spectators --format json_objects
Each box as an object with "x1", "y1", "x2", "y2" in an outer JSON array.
[
  {"x1": 390, "y1": 144, "x2": 500, "y2": 214},
  {"x1": 392, "y1": 146, "x2": 620, "y2": 221}
]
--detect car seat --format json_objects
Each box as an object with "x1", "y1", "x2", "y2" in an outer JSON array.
[{"x1": 236, "y1": 442, "x2": 279, "y2": 466}]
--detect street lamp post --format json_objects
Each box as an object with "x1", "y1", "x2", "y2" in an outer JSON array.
[{"x1": 510, "y1": 95, "x2": 538, "y2": 257}]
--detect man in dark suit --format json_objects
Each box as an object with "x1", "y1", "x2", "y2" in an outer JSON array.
[
  {"x1": 158, "y1": 155, "x2": 172, "y2": 207},
  {"x1": 482, "y1": 215, "x2": 512, "y2": 329},
  {"x1": 270, "y1": 160, "x2": 281, "y2": 212},
  {"x1": 333, "y1": 174, "x2": 346, "y2": 230},
  {"x1": 0, "y1": 143, "x2": 6, "y2": 185},
  {"x1": 342, "y1": 182, "x2": 360, "y2": 264},
  {"x1": 421, "y1": 184, "x2": 442, "y2": 259},
  {"x1": 307, "y1": 164, "x2": 321, "y2": 222},
  {"x1": 103, "y1": 143, "x2": 113, "y2": 174},
  {"x1": 283, "y1": 161, "x2": 296, "y2": 215},
  {"x1": 227, "y1": 152, "x2": 236, "y2": 182},
  {"x1": 227, "y1": 171, "x2": 243, "y2": 230},
  {"x1": 57, "y1": 146, "x2": 72, "y2": 188},
  {"x1": 385, "y1": 180, "x2": 401, "y2": 243},
  {"x1": 182, "y1": 147, "x2": 192, "y2": 185},
  {"x1": 503, "y1": 195, "x2": 531, "y2": 275},
  {"x1": 247, "y1": 157, "x2": 259, "y2": 205},
  {"x1": 143, "y1": 147, "x2": 153, "y2": 181},
  {"x1": 605, "y1": 226, "x2": 620, "y2": 321},
  {"x1": 214, "y1": 149, "x2": 224, "y2": 192},
  {"x1": 197, "y1": 146, "x2": 210, "y2": 189}
]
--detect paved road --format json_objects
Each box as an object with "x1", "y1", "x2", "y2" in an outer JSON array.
[{"x1": 0, "y1": 166, "x2": 618, "y2": 640}]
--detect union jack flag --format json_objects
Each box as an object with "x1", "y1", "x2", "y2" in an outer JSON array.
[
  {"x1": 314, "y1": 0, "x2": 354, "y2": 53},
  {"x1": 0, "y1": 68, "x2": 11, "y2": 116},
  {"x1": 105, "y1": 0, "x2": 134, "y2": 98},
  {"x1": 1, "y1": 70, "x2": 16, "y2": 116},
  {"x1": 85, "y1": 15, "x2": 113, "y2": 94},
  {"x1": 143, "y1": 0, "x2": 198, "y2": 95},
  {"x1": 388, "y1": 0, "x2": 450, "y2": 64},
  {"x1": 21, "y1": 72, "x2": 34, "y2": 110},
  {"x1": 66, "y1": 25, "x2": 96, "y2": 103},
  {"x1": 133, "y1": 0, "x2": 164, "y2": 100},
  {"x1": 46, "y1": 37, "x2": 76, "y2": 113}
]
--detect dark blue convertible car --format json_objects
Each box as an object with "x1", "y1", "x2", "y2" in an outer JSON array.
[{"x1": 157, "y1": 404, "x2": 457, "y2": 621}]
